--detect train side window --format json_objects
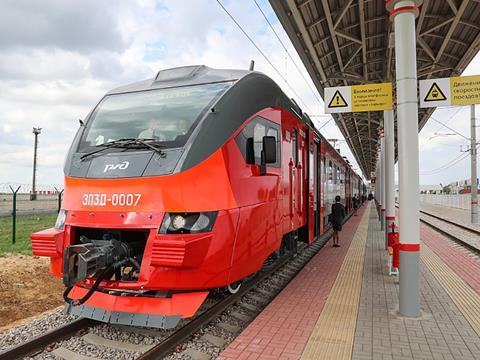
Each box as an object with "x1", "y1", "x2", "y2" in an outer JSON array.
[
  {"x1": 253, "y1": 123, "x2": 266, "y2": 164},
  {"x1": 292, "y1": 129, "x2": 298, "y2": 166},
  {"x1": 266, "y1": 127, "x2": 281, "y2": 168},
  {"x1": 235, "y1": 116, "x2": 280, "y2": 168}
]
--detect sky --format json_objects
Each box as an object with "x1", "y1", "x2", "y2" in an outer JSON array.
[{"x1": 0, "y1": 0, "x2": 478, "y2": 189}]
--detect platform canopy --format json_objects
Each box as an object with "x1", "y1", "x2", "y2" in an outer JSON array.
[{"x1": 269, "y1": 0, "x2": 480, "y2": 179}]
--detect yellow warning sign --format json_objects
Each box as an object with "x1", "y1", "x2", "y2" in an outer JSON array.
[
  {"x1": 450, "y1": 75, "x2": 480, "y2": 106},
  {"x1": 328, "y1": 90, "x2": 348, "y2": 108},
  {"x1": 351, "y1": 83, "x2": 392, "y2": 112},
  {"x1": 424, "y1": 82, "x2": 447, "y2": 102}
]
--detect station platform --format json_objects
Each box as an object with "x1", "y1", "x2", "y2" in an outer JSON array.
[{"x1": 218, "y1": 203, "x2": 480, "y2": 360}]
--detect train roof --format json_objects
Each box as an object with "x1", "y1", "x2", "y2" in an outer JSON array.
[
  {"x1": 107, "y1": 65, "x2": 251, "y2": 94},
  {"x1": 104, "y1": 64, "x2": 361, "y2": 181}
]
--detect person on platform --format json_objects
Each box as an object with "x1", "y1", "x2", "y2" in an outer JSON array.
[
  {"x1": 353, "y1": 194, "x2": 359, "y2": 216},
  {"x1": 331, "y1": 195, "x2": 346, "y2": 247}
]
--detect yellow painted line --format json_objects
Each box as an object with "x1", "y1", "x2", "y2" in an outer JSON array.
[
  {"x1": 301, "y1": 204, "x2": 371, "y2": 360},
  {"x1": 421, "y1": 244, "x2": 480, "y2": 336}
]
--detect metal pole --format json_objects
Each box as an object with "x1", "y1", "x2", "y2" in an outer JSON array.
[
  {"x1": 9, "y1": 186, "x2": 20, "y2": 244},
  {"x1": 387, "y1": 0, "x2": 422, "y2": 317},
  {"x1": 381, "y1": 127, "x2": 386, "y2": 231},
  {"x1": 376, "y1": 153, "x2": 381, "y2": 218},
  {"x1": 471, "y1": 104, "x2": 478, "y2": 224},
  {"x1": 31, "y1": 127, "x2": 42, "y2": 201},
  {"x1": 385, "y1": 110, "x2": 395, "y2": 247}
]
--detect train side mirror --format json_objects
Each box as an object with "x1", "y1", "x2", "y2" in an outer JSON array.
[{"x1": 262, "y1": 136, "x2": 276, "y2": 164}]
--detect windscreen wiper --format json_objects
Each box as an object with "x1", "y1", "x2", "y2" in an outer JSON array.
[
  {"x1": 118, "y1": 138, "x2": 166, "y2": 157},
  {"x1": 80, "y1": 138, "x2": 165, "y2": 160}
]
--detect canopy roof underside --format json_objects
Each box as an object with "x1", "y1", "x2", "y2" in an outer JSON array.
[{"x1": 269, "y1": 0, "x2": 480, "y2": 179}]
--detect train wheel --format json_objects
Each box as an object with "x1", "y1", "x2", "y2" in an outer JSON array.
[{"x1": 227, "y1": 281, "x2": 242, "y2": 294}]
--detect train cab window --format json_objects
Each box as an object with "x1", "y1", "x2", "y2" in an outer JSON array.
[
  {"x1": 292, "y1": 129, "x2": 298, "y2": 167},
  {"x1": 235, "y1": 116, "x2": 280, "y2": 168},
  {"x1": 78, "y1": 82, "x2": 231, "y2": 151}
]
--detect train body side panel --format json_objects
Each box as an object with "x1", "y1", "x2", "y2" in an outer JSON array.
[{"x1": 222, "y1": 107, "x2": 282, "y2": 283}]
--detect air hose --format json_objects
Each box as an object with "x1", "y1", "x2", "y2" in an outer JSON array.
[{"x1": 63, "y1": 258, "x2": 128, "y2": 306}]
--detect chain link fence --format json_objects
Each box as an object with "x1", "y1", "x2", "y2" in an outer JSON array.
[{"x1": 0, "y1": 183, "x2": 63, "y2": 244}]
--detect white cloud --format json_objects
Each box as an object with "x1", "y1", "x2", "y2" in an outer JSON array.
[{"x1": 0, "y1": 0, "x2": 478, "y2": 188}]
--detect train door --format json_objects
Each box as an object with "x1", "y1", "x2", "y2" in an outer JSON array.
[
  {"x1": 290, "y1": 128, "x2": 298, "y2": 229},
  {"x1": 313, "y1": 141, "x2": 319, "y2": 238},
  {"x1": 320, "y1": 148, "x2": 325, "y2": 234},
  {"x1": 307, "y1": 133, "x2": 318, "y2": 242}
]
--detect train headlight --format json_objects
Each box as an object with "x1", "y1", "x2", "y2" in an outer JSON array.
[
  {"x1": 171, "y1": 215, "x2": 187, "y2": 230},
  {"x1": 54, "y1": 209, "x2": 67, "y2": 230},
  {"x1": 159, "y1": 212, "x2": 218, "y2": 234}
]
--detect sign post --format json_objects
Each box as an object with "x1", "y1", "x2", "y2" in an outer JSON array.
[
  {"x1": 419, "y1": 75, "x2": 480, "y2": 224},
  {"x1": 471, "y1": 105, "x2": 477, "y2": 224},
  {"x1": 387, "y1": 0, "x2": 422, "y2": 318}
]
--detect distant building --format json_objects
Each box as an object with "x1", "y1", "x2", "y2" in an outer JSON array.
[{"x1": 449, "y1": 179, "x2": 479, "y2": 194}]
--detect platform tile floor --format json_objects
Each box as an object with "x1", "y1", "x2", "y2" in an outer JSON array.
[{"x1": 351, "y1": 210, "x2": 480, "y2": 360}]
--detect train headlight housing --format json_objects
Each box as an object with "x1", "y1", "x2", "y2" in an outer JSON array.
[
  {"x1": 54, "y1": 209, "x2": 67, "y2": 230},
  {"x1": 159, "y1": 212, "x2": 217, "y2": 234}
]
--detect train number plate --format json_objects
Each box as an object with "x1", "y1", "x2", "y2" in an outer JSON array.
[{"x1": 82, "y1": 193, "x2": 142, "y2": 207}]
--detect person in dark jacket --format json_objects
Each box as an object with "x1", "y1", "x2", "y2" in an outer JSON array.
[
  {"x1": 353, "y1": 194, "x2": 359, "y2": 216},
  {"x1": 331, "y1": 195, "x2": 346, "y2": 247}
]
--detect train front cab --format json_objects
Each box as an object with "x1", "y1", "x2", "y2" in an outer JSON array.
[{"x1": 30, "y1": 66, "x2": 359, "y2": 329}]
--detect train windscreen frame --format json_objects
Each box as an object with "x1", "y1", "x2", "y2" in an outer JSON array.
[{"x1": 78, "y1": 82, "x2": 232, "y2": 152}]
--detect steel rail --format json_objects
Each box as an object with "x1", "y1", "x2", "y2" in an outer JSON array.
[
  {"x1": 394, "y1": 204, "x2": 480, "y2": 255},
  {"x1": 136, "y1": 255, "x2": 292, "y2": 360},
  {"x1": 0, "y1": 318, "x2": 95, "y2": 360},
  {"x1": 137, "y1": 224, "x2": 340, "y2": 360},
  {"x1": 418, "y1": 209, "x2": 480, "y2": 236},
  {"x1": 0, "y1": 211, "x2": 353, "y2": 360}
]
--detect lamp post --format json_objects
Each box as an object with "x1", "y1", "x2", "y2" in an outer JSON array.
[{"x1": 31, "y1": 127, "x2": 42, "y2": 201}]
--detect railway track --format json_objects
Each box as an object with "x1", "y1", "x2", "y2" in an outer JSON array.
[
  {"x1": 0, "y1": 225, "x2": 339, "y2": 360},
  {"x1": 394, "y1": 204, "x2": 480, "y2": 255}
]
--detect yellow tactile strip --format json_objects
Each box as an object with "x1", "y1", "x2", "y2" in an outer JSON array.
[
  {"x1": 421, "y1": 244, "x2": 480, "y2": 336},
  {"x1": 301, "y1": 204, "x2": 370, "y2": 360}
]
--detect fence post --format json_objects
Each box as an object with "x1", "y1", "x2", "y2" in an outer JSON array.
[
  {"x1": 54, "y1": 187, "x2": 64, "y2": 213},
  {"x1": 9, "y1": 185, "x2": 21, "y2": 244}
]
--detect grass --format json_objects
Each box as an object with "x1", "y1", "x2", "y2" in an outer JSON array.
[{"x1": 0, "y1": 213, "x2": 58, "y2": 256}]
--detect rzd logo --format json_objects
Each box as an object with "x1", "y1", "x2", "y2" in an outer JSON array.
[{"x1": 104, "y1": 161, "x2": 129, "y2": 173}]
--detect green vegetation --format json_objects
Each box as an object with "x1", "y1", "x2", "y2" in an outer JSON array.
[
  {"x1": 442, "y1": 185, "x2": 452, "y2": 194},
  {"x1": 0, "y1": 213, "x2": 57, "y2": 256}
]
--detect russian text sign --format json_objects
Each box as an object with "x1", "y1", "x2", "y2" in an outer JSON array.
[
  {"x1": 325, "y1": 83, "x2": 392, "y2": 114},
  {"x1": 352, "y1": 83, "x2": 393, "y2": 112},
  {"x1": 419, "y1": 75, "x2": 480, "y2": 108}
]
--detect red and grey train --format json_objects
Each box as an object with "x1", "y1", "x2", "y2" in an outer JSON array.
[{"x1": 31, "y1": 65, "x2": 365, "y2": 329}]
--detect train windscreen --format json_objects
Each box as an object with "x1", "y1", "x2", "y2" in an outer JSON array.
[{"x1": 78, "y1": 82, "x2": 231, "y2": 151}]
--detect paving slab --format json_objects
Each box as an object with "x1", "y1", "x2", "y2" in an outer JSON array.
[
  {"x1": 218, "y1": 204, "x2": 369, "y2": 360},
  {"x1": 352, "y1": 209, "x2": 480, "y2": 360}
]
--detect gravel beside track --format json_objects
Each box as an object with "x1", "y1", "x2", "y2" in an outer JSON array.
[
  {"x1": 0, "y1": 310, "x2": 76, "y2": 352},
  {"x1": 0, "y1": 217, "x2": 344, "y2": 359}
]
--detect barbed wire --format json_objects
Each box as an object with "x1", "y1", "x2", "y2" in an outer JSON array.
[{"x1": 0, "y1": 183, "x2": 63, "y2": 194}]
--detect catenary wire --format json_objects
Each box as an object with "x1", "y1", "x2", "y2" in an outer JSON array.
[
  {"x1": 252, "y1": 0, "x2": 323, "y2": 107},
  {"x1": 215, "y1": 0, "x2": 313, "y2": 114},
  {"x1": 420, "y1": 150, "x2": 472, "y2": 175},
  {"x1": 429, "y1": 116, "x2": 469, "y2": 140}
]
